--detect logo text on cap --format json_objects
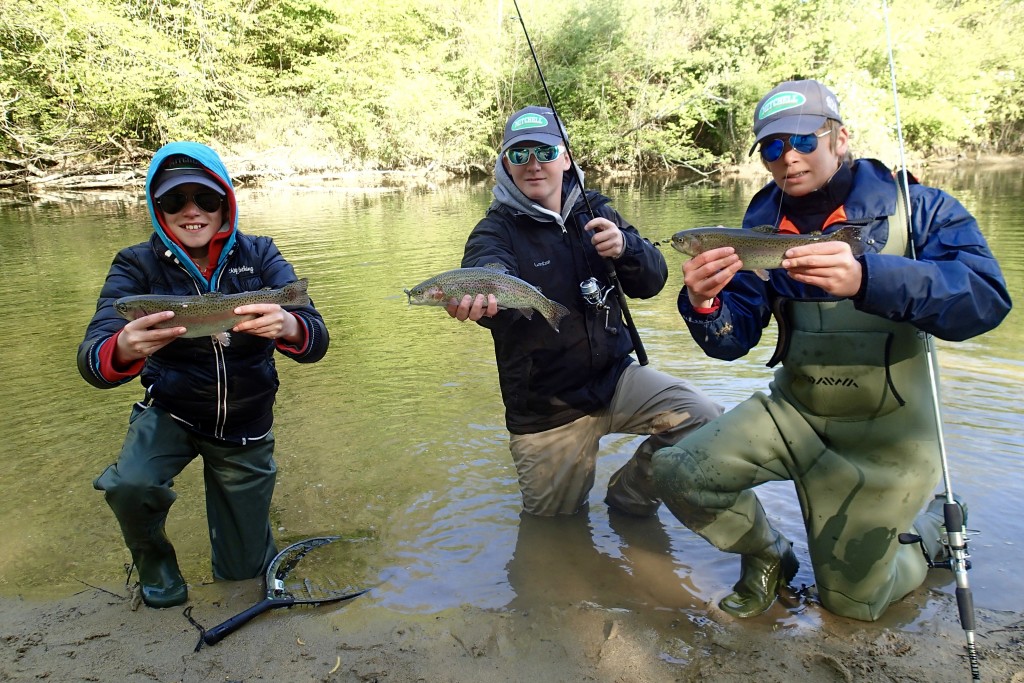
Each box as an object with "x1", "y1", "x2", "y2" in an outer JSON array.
[
  {"x1": 759, "y1": 92, "x2": 806, "y2": 121},
  {"x1": 511, "y1": 113, "x2": 549, "y2": 131}
]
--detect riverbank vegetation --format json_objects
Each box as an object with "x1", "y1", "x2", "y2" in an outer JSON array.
[{"x1": 2, "y1": 0, "x2": 1023, "y2": 183}]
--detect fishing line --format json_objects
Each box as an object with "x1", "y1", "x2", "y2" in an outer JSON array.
[
  {"x1": 510, "y1": 0, "x2": 648, "y2": 363},
  {"x1": 882, "y1": 1, "x2": 980, "y2": 679}
]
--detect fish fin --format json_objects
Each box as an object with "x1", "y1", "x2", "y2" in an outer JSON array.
[
  {"x1": 482, "y1": 263, "x2": 509, "y2": 274},
  {"x1": 755, "y1": 269, "x2": 770, "y2": 281},
  {"x1": 517, "y1": 308, "x2": 535, "y2": 320},
  {"x1": 214, "y1": 332, "x2": 231, "y2": 347},
  {"x1": 750, "y1": 225, "x2": 778, "y2": 234}
]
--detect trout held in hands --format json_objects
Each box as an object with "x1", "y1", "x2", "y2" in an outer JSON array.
[
  {"x1": 114, "y1": 278, "x2": 310, "y2": 347},
  {"x1": 404, "y1": 265, "x2": 570, "y2": 332},
  {"x1": 671, "y1": 224, "x2": 864, "y2": 280}
]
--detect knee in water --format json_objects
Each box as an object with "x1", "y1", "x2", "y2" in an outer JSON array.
[{"x1": 652, "y1": 446, "x2": 711, "y2": 498}]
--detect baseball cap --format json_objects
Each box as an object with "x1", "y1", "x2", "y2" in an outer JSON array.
[
  {"x1": 500, "y1": 106, "x2": 569, "y2": 153},
  {"x1": 153, "y1": 154, "x2": 225, "y2": 197},
  {"x1": 749, "y1": 80, "x2": 843, "y2": 155}
]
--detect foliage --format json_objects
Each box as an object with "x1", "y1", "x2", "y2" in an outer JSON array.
[{"x1": 1, "y1": 0, "x2": 1022, "y2": 172}]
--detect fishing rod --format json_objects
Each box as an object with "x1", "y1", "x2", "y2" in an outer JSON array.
[
  {"x1": 510, "y1": 0, "x2": 648, "y2": 366},
  {"x1": 882, "y1": 1, "x2": 980, "y2": 679}
]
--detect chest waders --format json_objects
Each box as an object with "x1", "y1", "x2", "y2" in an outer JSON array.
[
  {"x1": 769, "y1": 208, "x2": 943, "y2": 620},
  {"x1": 653, "y1": 190, "x2": 941, "y2": 621}
]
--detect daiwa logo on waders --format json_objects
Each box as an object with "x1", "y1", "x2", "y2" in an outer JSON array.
[
  {"x1": 758, "y1": 92, "x2": 806, "y2": 121},
  {"x1": 800, "y1": 375, "x2": 860, "y2": 387},
  {"x1": 511, "y1": 113, "x2": 549, "y2": 131}
]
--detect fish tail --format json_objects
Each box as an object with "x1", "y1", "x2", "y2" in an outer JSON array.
[
  {"x1": 544, "y1": 301, "x2": 571, "y2": 333},
  {"x1": 283, "y1": 278, "x2": 311, "y2": 307}
]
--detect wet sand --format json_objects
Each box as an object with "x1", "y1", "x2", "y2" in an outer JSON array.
[{"x1": 2, "y1": 576, "x2": 1022, "y2": 683}]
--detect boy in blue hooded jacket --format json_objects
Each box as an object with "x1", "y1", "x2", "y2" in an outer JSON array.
[{"x1": 78, "y1": 142, "x2": 330, "y2": 608}]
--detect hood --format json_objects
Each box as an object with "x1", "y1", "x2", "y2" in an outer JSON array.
[
  {"x1": 489, "y1": 155, "x2": 584, "y2": 227},
  {"x1": 145, "y1": 141, "x2": 238, "y2": 288}
]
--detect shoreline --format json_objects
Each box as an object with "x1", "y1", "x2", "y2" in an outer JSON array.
[{"x1": 3, "y1": 153, "x2": 1022, "y2": 197}]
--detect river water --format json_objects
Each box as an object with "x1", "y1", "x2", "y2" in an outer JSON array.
[{"x1": 0, "y1": 166, "x2": 1021, "y2": 630}]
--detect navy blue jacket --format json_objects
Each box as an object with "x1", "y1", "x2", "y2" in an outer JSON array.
[
  {"x1": 464, "y1": 184, "x2": 666, "y2": 434},
  {"x1": 678, "y1": 158, "x2": 1010, "y2": 359},
  {"x1": 78, "y1": 142, "x2": 329, "y2": 443}
]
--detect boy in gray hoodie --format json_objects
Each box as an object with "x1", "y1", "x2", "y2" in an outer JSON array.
[{"x1": 446, "y1": 106, "x2": 721, "y2": 517}]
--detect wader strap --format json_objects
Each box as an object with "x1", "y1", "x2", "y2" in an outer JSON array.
[
  {"x1": 890, "y1": 170, "x2": 910, "y2": 257},
  {"x1": 137, "y1": 385, "x2": 155, "y2": 409}
]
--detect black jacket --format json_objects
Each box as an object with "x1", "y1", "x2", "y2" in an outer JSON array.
[{"x1": 463, "y1": 184, "x2": 666, "y2": 434}]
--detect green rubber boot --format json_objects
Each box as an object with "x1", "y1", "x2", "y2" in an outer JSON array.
[
  {"x1": 719, "y1": 535, "x2": 799, "y2": 618},
  {"x1": 129, "y1": 532, "x2": 187, "y2": 608}
]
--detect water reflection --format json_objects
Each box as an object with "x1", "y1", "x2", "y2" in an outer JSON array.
[{"x1": 0, "y1": 166, "x2": 1021, "y2": 632}]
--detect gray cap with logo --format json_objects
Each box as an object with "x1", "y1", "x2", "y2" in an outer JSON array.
[
  {"x1": 749, "y1": 80, "x2": 842, "y2": 155},
  {"x1": 500, "y1": 106, "x2": 569, "y2": 153}
]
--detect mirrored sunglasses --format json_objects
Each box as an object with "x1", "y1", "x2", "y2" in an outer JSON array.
[
  {"x1": 155, "y1": 191, "x2": 224, "y2": 214},
  {"x1": 504, "y1": 145, "x2": 562, "y2": 166},
  {"x1": 759, "y1": 130, "x2": 830, "y2": 163}
]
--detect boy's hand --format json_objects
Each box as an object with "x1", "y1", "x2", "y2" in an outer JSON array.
[
  {"x1": 586, "y1": 217, "x2": 624, "y2": 259},
  {"x1": 446, "y1": 293, "x2": 498, "y2": 322},
  {"x1": 233, "y1": 304, "x2": 301, "y2": 343},
  {"x1": 116, "y1": 311, "x2": 185, "y2": 363},
  {"x1": 782, "y1": 242, "x2": 863, "y2": 297},
  {"x1": 683, "y1": 246, "x2": 741, "y2": 308}
]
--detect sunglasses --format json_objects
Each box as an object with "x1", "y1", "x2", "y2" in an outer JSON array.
[
  {"x1": 504, "y1": 145, "x2": 563, "y2": 166},
  {"x1": 155, "y1": 191, "x2": 224, "y2": 214},
  {"x1": 759, "y1": 130, "x2": 830, "y2": 163}
]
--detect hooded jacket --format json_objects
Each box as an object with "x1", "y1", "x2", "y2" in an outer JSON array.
[
  {"x1": 463, "y1": 157, "x2": 667, "y2": 434},
  {"x1": 678, "y1": 158, "x2": 1010, "y2": 360},
  {"x1": 77, "y1": 142, "x2": 329, "y2": 443}
]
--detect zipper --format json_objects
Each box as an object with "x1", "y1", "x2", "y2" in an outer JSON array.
[{"x1": 165, "y1": 248, "x2": 232, "y2": 440}]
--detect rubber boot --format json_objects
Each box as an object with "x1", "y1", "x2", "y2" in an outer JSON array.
[
  {"x1": 912, "y1": 493, "x2": 968, "y2": 564},
  {"x1": 719, "y1": 534, "x2": 799, "y2": 618},
  {"x1": 605, "y1": 453, "x2": 660, "y2": 517},
  {"x1": 127, "y1": 527, "x2": 187, "y2": 608}
]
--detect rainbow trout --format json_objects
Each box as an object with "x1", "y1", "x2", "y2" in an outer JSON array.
[
  {"x1": 404, "y1": 265, "x2": 570, "y2": 332},
  {"x1": 671, "y1": 224, "x2": 864, "y2": 280},
  {"x1": 114, "y1": 278, "x2": 310, "y2": 346}
]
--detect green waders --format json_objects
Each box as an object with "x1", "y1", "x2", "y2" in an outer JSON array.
[
  {"x1": 653, "y1": 221, "x2": 948, "y2": 621},
  {"x1": 94, "y1": 404, "x2": 278, "y2": 607}
]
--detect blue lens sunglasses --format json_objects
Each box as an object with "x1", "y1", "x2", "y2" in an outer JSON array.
[
  {"x1": 504, "y1": 145, "x2": 562, "y2": 166},
  {"x1": 759, "y1": 130, "x2": 830, "y2": 163}
]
